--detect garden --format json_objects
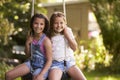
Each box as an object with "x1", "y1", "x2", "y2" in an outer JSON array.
[{"x1": 0, "y1": 0, "x2": 120, "y2": 80}]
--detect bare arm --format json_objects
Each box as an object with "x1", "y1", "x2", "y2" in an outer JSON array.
[
  {"x1": 64, "y1": 27, "x2": 77, "y2": 51},
  {"x1": 38, "y1": 37, "x2": 52, "y2": 76}
]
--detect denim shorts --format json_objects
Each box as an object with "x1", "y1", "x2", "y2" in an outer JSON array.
[
  {"x1": 50, "y1": 59, "x2": 75, "y2": 72},
  {"x1": 25, "y1": 61, "x2": 48, "y2": 79}
]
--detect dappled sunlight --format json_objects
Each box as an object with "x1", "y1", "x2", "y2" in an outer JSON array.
[
  {"x1": 14, "y1": 15, "x2": 19, "y2": 20},
  {"x1": 75, "y1": 35, "x2": 112, "y2": 70},
  {"x1": 103, "y1": 76, "x2": 118, "y2": 80}
]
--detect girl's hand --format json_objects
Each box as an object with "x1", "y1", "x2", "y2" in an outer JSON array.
[
  {"x1": 26, "y1": 35, "x2": 33, "y2": 45},
  {"x1": 33, "y1": 74, "x2": 44, "y2": 80},
  {"x1": 24, "y1": 35, "x2": 33, "y2": 57},
  {"x1": 63, "y1": 26, "x2": 78, "y2": 51},
  {"x1": 63, "y1": 25, "x2": 68, "y2": 35},
  {"x1": 63, "y1": 25, "x2": 69, "y2": 37}
]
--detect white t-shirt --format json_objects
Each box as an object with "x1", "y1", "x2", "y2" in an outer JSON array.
[{"x1": 51, "y1": 28, "x2": 75, "y2": 61}]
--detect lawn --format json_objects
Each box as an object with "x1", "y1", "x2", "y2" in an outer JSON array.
[
  {"x1": 84, "y1": 70, "x2": 120, "y2": 80},
  {"x1": 14, "y1": 70, "x2": 120, "y2": 80}
]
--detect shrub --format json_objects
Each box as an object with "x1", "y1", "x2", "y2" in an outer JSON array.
[
  {"x1": 75, "y1": 35, "x2": 112, "y2": 71},
  {"x1": 0, "y1": 61, "x2": 21, "y2": 80}
]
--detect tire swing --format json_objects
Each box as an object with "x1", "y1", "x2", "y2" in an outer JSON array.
[{"x1": 22, "y1": 0, "x2": 72, "y2": 80}]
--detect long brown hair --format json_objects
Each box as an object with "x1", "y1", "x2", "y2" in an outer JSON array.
[
  {"x1": 30, "y1": 13, "x2": 49, "y2": 36},
  {"x1": 49, "y1": 12, "x2": 66, "y2": 38}
]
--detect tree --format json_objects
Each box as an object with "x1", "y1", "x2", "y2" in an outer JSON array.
[
  {"x1": 0, "y1": 1, "x2": 48, "y2": 79},
  {"x1": 89, "y1": 0, "x2": 120, "y2": 72},
  {"x1": 0, "y1": 0, "x2": 47, "y2": 58}
]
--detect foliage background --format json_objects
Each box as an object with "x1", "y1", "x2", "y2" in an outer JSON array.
[
  {"x1": 0, "y1": 0, "x2": 120, "y2": 79},
  {"x1": 89, "y1": 0, "x2": 120, "y2": 72},
  {"x1": 0, "y1": 0, "x2": 47, "y2": 59}
]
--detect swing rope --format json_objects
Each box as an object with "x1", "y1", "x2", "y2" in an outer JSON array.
[
  {"x1": 30, "y1": 0, "x2": 35, "y2": 73},
  {"x1": 63, "y1": 0, "x2": 67, "y2": 23},
  {"x1": 62, "y1": 1, "x2": 72, "y2": 80},
  {"x1": 30, "y1": 0, "x2": 35, "y2": 57},
  {"x1": 30, "y1": 0, "x2": 69, "y2": 80},
  {"x1": 31, "y1": 0, "x2": 35, "y2": 17}
]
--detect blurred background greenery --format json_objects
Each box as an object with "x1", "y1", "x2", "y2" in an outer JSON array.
[{"x1": 0, "y1": 0, "x2": 120, "y2": 80}]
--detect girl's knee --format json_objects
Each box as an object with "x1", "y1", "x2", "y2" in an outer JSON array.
[
  {"x1": 77, "y1": 76, "x2": 87, "y2": 80},
  {"x1": 67, "y1": 66, "x2": 86, "y2": 80},
  {"x1": 48, "y1": 69, "x2": 62, "y2": 80}
]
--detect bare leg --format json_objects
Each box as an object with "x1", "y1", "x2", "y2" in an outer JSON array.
[
  {"x1": 5, "y1": 63, "x2": 30, "y2": 80},
  {"x1": 67, "y1": 65, "x2": 86, "y2": 80},
  {"x1": 48, "y1": 68, "x2": 63, "y2": 80}
]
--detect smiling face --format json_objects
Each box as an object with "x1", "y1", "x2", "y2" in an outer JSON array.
[
  {"x1": 33, "y1": 18, "x2": 45, "y2": 34},
  {"x1": 53, "y1": 17, "x2": 66, "y2": 33}
]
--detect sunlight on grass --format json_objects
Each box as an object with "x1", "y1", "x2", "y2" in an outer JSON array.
[
  {"x1": 15, "y1": 77, "x2": 21, "y2": 80},
  {"x1": 84, "y1": 70, "x2": 120, "y2": 80},
  {"x1": 103, "y1": 76, "x2": 118, "y2": 80}
]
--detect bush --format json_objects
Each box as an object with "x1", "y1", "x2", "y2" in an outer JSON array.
[
  {"x1": 0, "y1": 61, "x2": 21, "y2": 80},
  {"x1": 75, "y1": 35, "x2": 112, "y2": 71}
]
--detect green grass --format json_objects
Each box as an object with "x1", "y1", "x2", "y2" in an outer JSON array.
[
  {"x1": 84, "y1": 70, "x2": 120, "y2": 80},
  {"x1": 8, "y1": 71, "x2": 120, "y2": 80},
  {"x1": 15, "y1": 77, "x2": 21, "y2": 80},
  {"x1": 15, "y1": 70, "x2": 120, "y2": 80}
]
